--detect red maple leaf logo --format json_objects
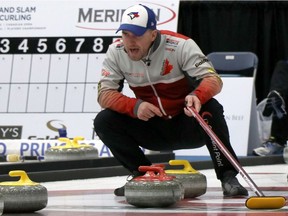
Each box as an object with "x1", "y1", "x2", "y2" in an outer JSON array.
[
  {"x1": 161, "y1": 59, "x2": 173, "y2": 75},
  {"x1": 101, "y1": 69, "x2": 110, "y2": 77}
]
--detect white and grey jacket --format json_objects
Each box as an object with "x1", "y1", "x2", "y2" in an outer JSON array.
[{"x1": 98, "y1": 30, "x2": 222, "y2": 119}]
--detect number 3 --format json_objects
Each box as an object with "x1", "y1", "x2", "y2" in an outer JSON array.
[{"x1": 0, "y1": 39, "x2": 10, "y2": 53}]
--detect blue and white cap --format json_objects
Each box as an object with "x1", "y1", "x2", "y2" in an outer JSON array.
[{"x1": 116, "y1": 4, "x2": 157, "y2": 36}]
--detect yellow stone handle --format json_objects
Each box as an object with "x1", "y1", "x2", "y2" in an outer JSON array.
[
  {"x1": 167, "y1": 160, "x2": 199, "y2": 174},
  {"x1": 53, "y1": 136, "x2": 91, "y2": 149},
  {"x1": 59, "y1": 136, "x2": 85, "y2": 146},
  {"x1": 72, "y1": 136, "x2": 92, "y2": 148},
  {"x1": 0, "y1": 170, "x2": 38, "y2": 186},
  {"x1": 72, "y1": 136, "x2": 88, "y2": 147},
  {"x1": 58, "y1": 137, "x2": 73, "y2": 147}
]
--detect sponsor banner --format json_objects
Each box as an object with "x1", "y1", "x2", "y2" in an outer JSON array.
[
  {"x1": 0, "y1": 125, "x2": 22, "y2": 139},
  {"x1": 0, "y1": 113, "x2": 97, "y2": 140},
  {"x1": 0, "y1": 0, "x2": 179, "y2": 37},
  {"x1": 0, "y1": 139, "x2": 153, "y2": 159},
  {"x1": 0, "y1": 139, "x2": 112, "y2": 158}
]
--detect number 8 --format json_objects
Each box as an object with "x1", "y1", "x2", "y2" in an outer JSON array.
[{"x1": 93, "y1": 38, "x2": 103, "y2": 52}]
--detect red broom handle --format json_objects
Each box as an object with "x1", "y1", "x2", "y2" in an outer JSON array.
[{"x1": 187, "y1": 106, "x2": 265, "y2": 197}]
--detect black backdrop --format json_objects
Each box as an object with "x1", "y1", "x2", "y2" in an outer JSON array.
[{"x1": 177, "y1": 1, "x2": 288, "y2": 102}]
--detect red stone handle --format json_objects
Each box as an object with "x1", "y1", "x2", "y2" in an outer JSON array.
[{"x1": 134, "y1": 166, "x2": 175, "y2": 181}]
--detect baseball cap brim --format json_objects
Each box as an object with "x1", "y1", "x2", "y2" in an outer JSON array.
[{"x1": 116, "y1": 24, "x2": 147, "y2": 36}]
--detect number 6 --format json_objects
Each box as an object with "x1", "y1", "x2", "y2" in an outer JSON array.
[{"x1": 56, "y1": 38, "x2": 66, "y2": 53}]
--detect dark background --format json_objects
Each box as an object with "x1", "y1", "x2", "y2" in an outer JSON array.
[{"x1": 177, "y1": 1, "x2": 288, "y2": 103}]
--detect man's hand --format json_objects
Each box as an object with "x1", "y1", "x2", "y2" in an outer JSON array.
[
  {"x1": 184, "y1": 94, "x2": 201, "y2": 116},
  {"x1": 137, "y1": 102, "x2": 163, "y2": 121}
]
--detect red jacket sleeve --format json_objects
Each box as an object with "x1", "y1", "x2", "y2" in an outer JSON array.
[
  {"x1": 98, "y1": 90, "x2": 138, "y2": 118},
  {"x1": 192, "y1": 76, "x2": 223, "y2": 104}
]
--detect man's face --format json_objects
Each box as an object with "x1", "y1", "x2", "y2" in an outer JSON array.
[{"x1": 122, "y1": 29, "x2": 157, "y2": 61}]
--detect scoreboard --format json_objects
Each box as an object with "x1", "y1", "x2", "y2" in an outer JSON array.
[{"x1": 0, "y1": 37, "x2": 114, "y2": 114}]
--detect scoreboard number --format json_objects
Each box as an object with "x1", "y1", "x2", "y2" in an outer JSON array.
[
  {"x1": 18, "y1": 39, "x2": 29, "y2": 53},
  {"x1": 37, "y1": 38, "x2": 48, "y2": 53},
  {"x1": 0, "y1": 39, "x2": 10, "y2": 53}
]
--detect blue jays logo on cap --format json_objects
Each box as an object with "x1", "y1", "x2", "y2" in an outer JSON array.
[
  {"x1": 116, "y1": 4, "x2": 157, "y2": 36},
  {"x1": 128, "y1": 12, "x2": 140, "y2": 20}
]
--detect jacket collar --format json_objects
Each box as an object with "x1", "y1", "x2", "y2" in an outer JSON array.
[
  {"x1": 151, "y1": 30, "x2": 161, "y2": 53},
  {"x1": 144, "y1": 30, "x2": 161, "y2": 61}
]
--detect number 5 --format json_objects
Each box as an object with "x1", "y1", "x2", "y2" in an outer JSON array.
[{"x1": 37, "y1": 38, "x2": 48, "y2": 53}]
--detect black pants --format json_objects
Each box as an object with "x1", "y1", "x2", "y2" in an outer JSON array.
[
  {"x1": 94, "y1": 98, "x2": 238, "y2": 180},
  {"x1": 269, "y1": 60, "x2": 288, "y2": 145}
]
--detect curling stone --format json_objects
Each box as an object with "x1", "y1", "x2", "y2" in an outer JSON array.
[
  {"x1": 165, "y1": 160, "x2": 207, "y2": 198},
  {"x1": 151, "y1": 163, "x2": 185, "y2": 199},
  {"x1": 45, "y1": 136, "x2": 98, "y2": 161},
  {"x1": 125, "y1": 166, "x2": 182, "y2": 207},
  {"x1": 0, "y1": 170, "x2": 47, "y2": 213}
]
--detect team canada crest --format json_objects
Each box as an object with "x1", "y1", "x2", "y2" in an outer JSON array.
[
  {"x1": 101, "y1": 69, "x2": 110, "y2": 77},
  {"x1": 161, "y1": 59, "x2": 173, "y2": 75}
]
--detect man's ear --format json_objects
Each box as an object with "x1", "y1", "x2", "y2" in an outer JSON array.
[{"x1": 151, "y1": 30, "x2": 158, "y2": 41}]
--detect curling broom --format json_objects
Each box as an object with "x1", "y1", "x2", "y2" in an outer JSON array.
[{"x1": 187, "y1": 106, "x2": 286, "y2": 209}]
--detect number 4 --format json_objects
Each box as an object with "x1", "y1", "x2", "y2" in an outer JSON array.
[{"x1": 18, "y1": 39, "x2": 29, "y2": 53}]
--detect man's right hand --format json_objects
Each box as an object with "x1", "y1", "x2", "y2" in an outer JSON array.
[{"x1": 137, "y1": 102, "x2": 163, "y2": 121}]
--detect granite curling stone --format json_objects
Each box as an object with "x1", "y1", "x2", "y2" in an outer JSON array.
[
  {"x1": 45, "y1": 136, "x2": 98, "y2": 161},
  {"x1": 125, "y1": 166, "x2": 182, "y2": 207},
  {"x1": 0, "y1": 170, "x2": 48, "y2": 213},
  {"x1": 165, "y1": 160, "x2": 207, "y2": 198}
]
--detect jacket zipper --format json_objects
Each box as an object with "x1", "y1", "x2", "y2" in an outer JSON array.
[{"x1": 141, "y1": 60, "x2": 169, "y2": 118}]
